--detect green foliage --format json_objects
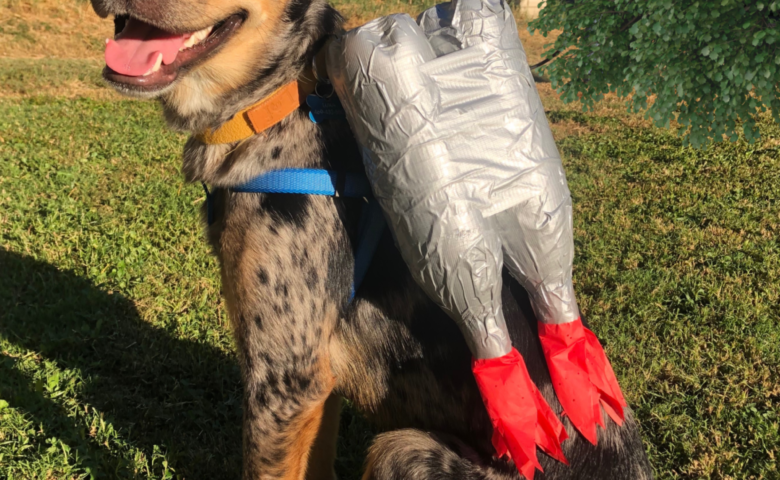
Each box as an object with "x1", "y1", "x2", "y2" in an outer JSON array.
[{"x1": 530, "y1": 0, "x2": 780, "y2": 147}]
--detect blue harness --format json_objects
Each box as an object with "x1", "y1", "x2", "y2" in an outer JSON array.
[{"x1": 203, "y1": 169, "x2": 385, "y2": 302}]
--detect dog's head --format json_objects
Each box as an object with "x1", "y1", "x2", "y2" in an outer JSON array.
[{"x1": 92, "y1": 0, "x2": 338, "y2": 127}]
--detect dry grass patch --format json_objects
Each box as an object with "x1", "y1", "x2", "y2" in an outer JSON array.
[
  {"x1": 535, "y1": 84, "x2": 661, "y2": 141},
  {"x1": 0, "y1": 0, "x2": 112, "y2": 59},
  {"x1": 519, "y1": 23, "x2": 559, "y2": 67}
]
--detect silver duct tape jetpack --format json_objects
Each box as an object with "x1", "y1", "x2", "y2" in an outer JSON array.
[
  {"x1": 327, "y1": 1, "x2": 628, "y2": 477},
  {"x1": 328, "y1": 0, "x2": 577, "y2": 360}
]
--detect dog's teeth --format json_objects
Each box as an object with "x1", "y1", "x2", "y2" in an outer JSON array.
[
  {"x1": 142, "y1": 53, "x2": 164, "y2": 76},
  {"x1": 179, "y1": 25, "x2": 214, "y2": 51},
  {"x1": 192, "y1": 25, "x2": 213, "y2": 44},
  {"x1": 199, "y1": 26, "x2": 214, "y2": 40},
  {"x1": 181, "y1": 35, "x2": 196, "y2": 51}
]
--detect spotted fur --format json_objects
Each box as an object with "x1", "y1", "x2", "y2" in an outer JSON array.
[{"x1": 91, "y1": 0, "x2": 654, "y2": 478}]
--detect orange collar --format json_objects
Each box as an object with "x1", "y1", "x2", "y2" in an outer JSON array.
[
  {"x1": 197, "y1": 47, "x2": 329, "y2": 145},
  {"x1": 196, "y1": 76, "x2": 317, "y2": 145}
]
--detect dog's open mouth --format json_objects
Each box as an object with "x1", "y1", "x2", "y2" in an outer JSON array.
[{"x1": 104, "y1": 13, "x2": 245, "y2": 91}]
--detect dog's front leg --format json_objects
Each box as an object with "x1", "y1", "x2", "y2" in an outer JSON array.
[
  {"x1": 217, "y1": 195, "x2": 347, "y2": 480},
  {"x1": 229, "y1": 272, "x2": 340, "y2": 480},
  {"x1": 239, "y1": 322, "x2": 338, "y2": 480}
]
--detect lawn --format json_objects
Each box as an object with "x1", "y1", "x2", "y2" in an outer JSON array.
[{"x1": 1, "y1": 1, "x2": 779, "y2": 479}]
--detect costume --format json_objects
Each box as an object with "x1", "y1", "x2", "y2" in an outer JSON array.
[{"x1": 327, "y1": 0, "x2": 627, "y2": 477}]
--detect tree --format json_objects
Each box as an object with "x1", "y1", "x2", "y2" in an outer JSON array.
[{"x1": 529, "y1": 0, "x2": 779, "y2": 146}]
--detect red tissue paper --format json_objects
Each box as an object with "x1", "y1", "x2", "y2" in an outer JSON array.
[
  {"x1": 472, "y1": 348, "x2": 568, "y2": 480},
  {"x1": 538, "y1": 318, "x2": 627, "y2": 445}
]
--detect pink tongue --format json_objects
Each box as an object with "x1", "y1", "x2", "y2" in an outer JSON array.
[{"x1": 105, "y1": 18, "x2": 189, "y2": 76}]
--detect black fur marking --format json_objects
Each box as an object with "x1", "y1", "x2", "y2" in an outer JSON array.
[
  {"x1": 271, "y1": 145, "x2": 283, "y2": 159},
  {"x1": 283, "y1": 372, "x2": 295, "y2": 390},
  {"x1": 266, "y1": 372, "x2": 278, "y2": 389},
  {"x1": 254, "y1": 388, "x2": 269, "y2": 407},
  {"x1": 216, "y1": 151, "x2": 240, "y2": 177},
  {"x1": 284, "y1": 0, "x2": 314, "y2": 27},
  {"x1": 257, "y1": 55, "x2": 283, "y2": 82},
  {"x1": 258, "y1": 268, "x2": 269, "y2": 285},
  {"x1": 319, "y1": 10, "x2": 340, "y2": 42},
  {"x1": 261, "y1": 353, "x2": 273, "y2": 366},
  {"x1": 264, "y1": 445, "x2": 286, "y2": 465},
  {"x1": 260, "y1": 194, "x2": 309, "y2": 228},
  {"x1": 396, "y1": 387, "x2": 407, "y2": 403},
  {"x1": 274, "y1": 282, "x2": 289, "y2": 297},
  {"x1": 271, "y1": 411, "x2": 291, "y2": 428}
]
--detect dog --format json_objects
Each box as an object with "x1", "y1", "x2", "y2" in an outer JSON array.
[{"x1": 90, "y1": 0, "x2": 654, "y2": 478}]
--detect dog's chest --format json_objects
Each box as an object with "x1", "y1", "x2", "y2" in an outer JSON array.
[
  {"x1": 203, "y1": 184, "x2": 358, "y2": 355},
  {"x1": 187, "y1": 115, "x2": 361, "y2": 356}
]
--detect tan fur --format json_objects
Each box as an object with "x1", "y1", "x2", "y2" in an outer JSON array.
[
  {"x1": 304, "y1": 394, "x2": 341, "y2": 480},
  {"x1": 274, "y1": 372, "x2": 336, "y2": 480},
  {"x1": 169, "y1": 24, "x2": 281, "y2": 118}
]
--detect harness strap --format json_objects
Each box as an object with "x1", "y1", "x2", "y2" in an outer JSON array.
[
  {"x1": 204, "y1": 169, "x2": 384, "y2": 302},
  {"x1": 233, "y1": 169, "x2": 373, "y2": 198}
]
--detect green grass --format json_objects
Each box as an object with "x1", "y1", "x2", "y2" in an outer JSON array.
[
  {"x1": 555, "y1": 109, "x2": 780, "y2": 479},
  {"x1": 0, "y1": 58, "x2": 107, "y2": 97},
  {"x1": 1, "y1": 78, "x2": 779, "y2": 479}
]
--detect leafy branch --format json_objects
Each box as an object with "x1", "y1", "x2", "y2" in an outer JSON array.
[{"x1": 529, "y1": 0, "x2": 780, "y2": 146}]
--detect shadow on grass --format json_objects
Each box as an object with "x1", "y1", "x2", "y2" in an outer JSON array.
[
  {"x1": 0, "y1": 249, "x2": 242, "y2": 478},
  {"x1": 0, "y1": 250, "x2": 373, "y2": 479}
]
